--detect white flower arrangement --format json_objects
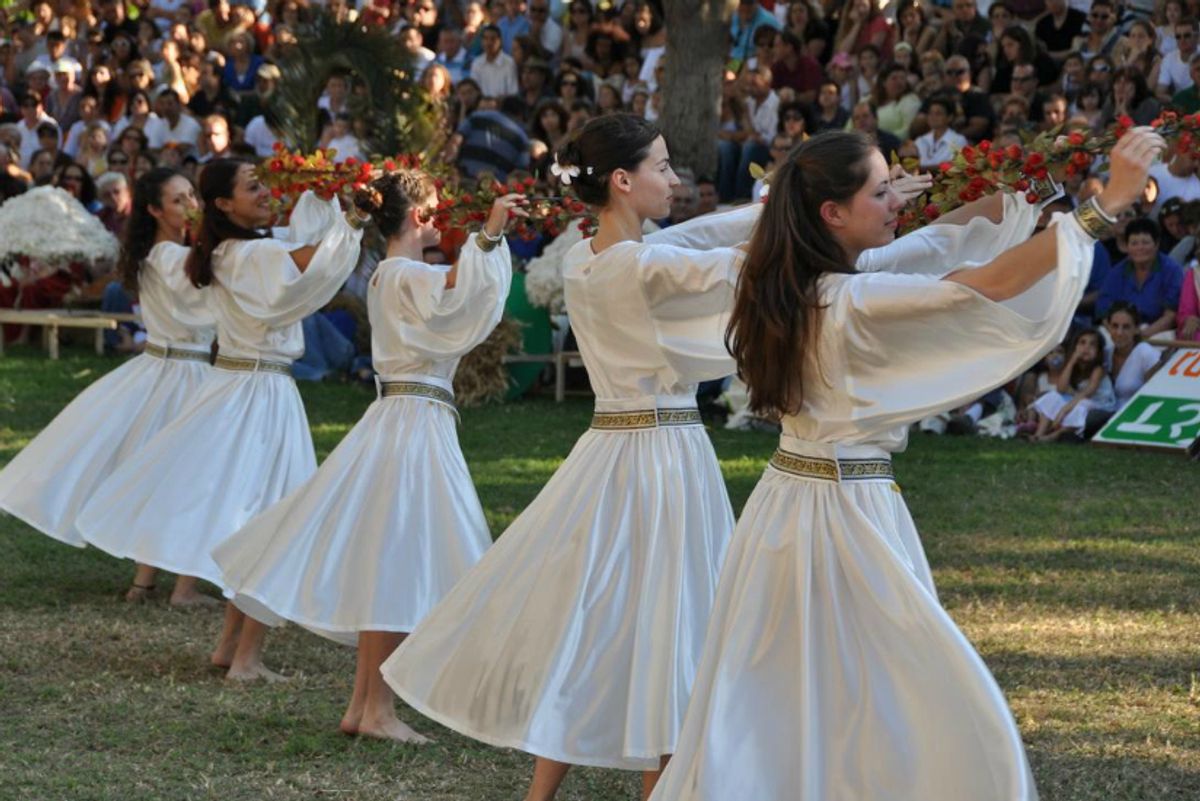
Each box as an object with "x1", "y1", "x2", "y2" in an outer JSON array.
[
  {"x1": 523, "y1": 219, "x2": 660, "y2": 314},
  {"x1": 0, "y1": 187, "x2": 119, "y2": 285}
]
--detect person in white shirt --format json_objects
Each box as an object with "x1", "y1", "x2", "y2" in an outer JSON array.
[
  {"x1": 1146, "y1": 151, "x2": 1200, "y2": 214},
  {"x1": 435, "y1": 27, "x2": 470, "y2": 83},
  {"x1": 915, "y1": 96, "x2": 967, "y2": 170},
  {"x1": 1157, "y1": 18, "x2": 1197, "y2": 101},
  {"x1": 155, "y1": 88, "x2": 202, "y2": 149},
  {"x1": 243, "y1": 112, "x2": 282, "y2": 157},
  {"x1": 401, "y1": 25, "x2": 436, "y2": 74},
  {"x1": 64, "y1": 96, "x2": 110, "y2": 158},
  {"x1": 469, "y1": 24, "x2": 518, "y2": 98},
  {"x1": 325, "y1": 112, "x2": 365, "y2": 161},
  {"x1": 16, "y1": 93, "x2": 58, "y2": 168}
]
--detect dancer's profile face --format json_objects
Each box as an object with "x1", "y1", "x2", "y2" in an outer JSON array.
[
  {"x1": 150, "y1": 174, "x2": 198, "y2": 237},
  {"x1": 615, "y1": 135, "x2": 679, "y2": 220},
  {"x1": 823, "y1": 149, "x2": 903, "y2": 253},
  {"x1": 219, "y1": 162, "x2": 273, "y2": 229}
]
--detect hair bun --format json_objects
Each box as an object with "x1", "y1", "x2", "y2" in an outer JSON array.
[{"x1": 352, "y1": 184, "x2": 384, "y2": 216}]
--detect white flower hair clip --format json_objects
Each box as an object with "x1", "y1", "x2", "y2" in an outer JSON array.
[{"x1": 550, "y1": 155, "x2": 591, "y2": 186}]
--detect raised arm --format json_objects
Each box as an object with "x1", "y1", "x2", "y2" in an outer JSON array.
[{"x1": 946, "y1": 129, "x2": 1165, "y2": 302}]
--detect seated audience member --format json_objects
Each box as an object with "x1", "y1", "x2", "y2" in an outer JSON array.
[
  {"x1": 914, "y1": 95, "x2": 967, "y2": 170},
  {"x1": 1097, "y1": 217, "x2": 1185, "y2": 338},
  {"x1": 1029, "y1": 328, "x2": 1116, "y2": 442},
  {"x1": 456, "y1": 95, "x2": 531, "y2": 180},
  {"x1": 95, "y1": 171, "x2": 132, "y2": 236},
  {"x1": 1178, "y1": 260, "x2": 1200, "y2": 341},
  {"x1": 1079, "y1": 301, "x2": 1168, "y2": 436}
]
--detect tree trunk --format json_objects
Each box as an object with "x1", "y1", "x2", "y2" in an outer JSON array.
[{"x1": 660, "y1": 0, "x2": 738, "y2": 178}]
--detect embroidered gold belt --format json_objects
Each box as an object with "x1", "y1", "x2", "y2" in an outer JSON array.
[
  {"x1": 768, "y1": 448, "x2": 894, "y2": 483},
  {"x1": 213, "y1": 354, "x2": 293, "y2": 377},
  {"x1": 144, "y1": 343, "x2": 211, "y2": 364},
  {"x1": 590, "y1": 407, "x2": 703, "y2": 431},
  {"x1": 379, "y1": 380, "x2": 456, "y2": 410}
]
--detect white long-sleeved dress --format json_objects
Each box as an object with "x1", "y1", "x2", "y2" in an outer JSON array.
[
  {"x1": 0, "y1": 242, "x2": 213, "y2": 547},
  {"x1": 211, "y1": 239, "x2": 512, "y2": 644},
  {"x1": 77, "y1": 194, "x2": 362, "y2": 587},
  {"x1": 651, "y1": 198, "x2": 1092, "y2": 801},
  {"x1": 380, "y1": 205, "x2": 760, "y2": 770}
]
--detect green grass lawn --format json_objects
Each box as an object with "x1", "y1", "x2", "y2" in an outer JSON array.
[{"x1": 1, "y1": 346, "x2": 1198, "y2": 800}]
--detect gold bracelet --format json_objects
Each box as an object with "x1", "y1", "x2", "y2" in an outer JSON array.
[
  {"x1": 344, "y1": 209, "x2": 369, "y2": 230},
  {"x1": 475, "y1": 230, "x2": 499, "y2": 252},
  {"x1": 1072, "y1": 196, "x2": 1111, "y2": 239}
]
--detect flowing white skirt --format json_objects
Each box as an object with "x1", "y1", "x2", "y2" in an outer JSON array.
[
  {"x1": 1031, "y1": 390, "x2": 1097, "y2": 431},
  {"x1": 381, "y1": 424, "x2": 734, "y2": 770},
  {"x1": 0, "y1": 352, "x2": 211, "y2": 547},
  {"x1": 650, "y1": 440, "x2": 1036, "y2": 801},
  {"x1": 212, "y1": 394, "x2": 491, "y2": 645},
  {"x1": 77, "y1": 369, "x2": 316, "y2": 588}
]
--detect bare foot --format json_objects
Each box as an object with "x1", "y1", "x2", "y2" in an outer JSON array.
[
  {"x1": 356, "y1": 716, "x2": 432, "y2": 744},
  {"x1": 340, "y1": 700, "x2": 364, "y2": 736},
  {"x1": 225, "y1": 663, "x2": 289, "y2": 683},
  {"x1": 170, "y1": 592, "x2": 222, "y2": 609},
  {"x1": 124, "y1": 584, "x2": 156, "y2": 603},
  {"x1": 210, "y1": 641, "x2": 236, "y2": 669}
]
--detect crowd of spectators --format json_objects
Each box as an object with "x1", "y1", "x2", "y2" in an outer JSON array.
[{"x1": 0, "y1": 0, "x2": 1197, "y2": 417}]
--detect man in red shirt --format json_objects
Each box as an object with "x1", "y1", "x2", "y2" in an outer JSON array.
[{"x1": 771, "y1": 30, "x2": 822, "y2": 104}]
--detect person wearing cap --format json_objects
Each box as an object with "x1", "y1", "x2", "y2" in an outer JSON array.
[
  {"x1": 826, "y1": 50, "x2": 857, "y2": 110},
  {"x1": 234, "y1": 61, "x2": 281, "y2": 128},
  {"x1": 28, "y1": 32, "x2": 83, "y2": 82},
  {"x1": 1157, "y1": 196, "x2": 1188, "y2": 254},
  {"x1": 243, "y1": 82, "x2": 284, "y2": 157},
  {"x1": 16, "y1": 91, "x2": 58, "y2": 168},
  {"x1": 45, "y1": 59, "x2": 83, "y2": 135},
  {"x1": 469, "y1": 24, "x2": 518, "y2": 99},
  {"x1": 518, "y1": 56, "x2": 553, "y2": 115}
]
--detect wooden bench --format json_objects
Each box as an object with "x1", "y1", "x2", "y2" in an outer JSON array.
[
  {"x1": 503, "y1": 350, "x2": 584, "y2": 402},
  {"x1": 0, "y1": 309, "x2": 141, "y2": 359}
]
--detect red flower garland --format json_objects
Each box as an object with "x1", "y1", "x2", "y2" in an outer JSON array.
[
  {"x1": 899, "y1": 111, "x2": 1200, "y2": 232},
  {"x1": 257, "y1": 143, "x2": 595, "y2": 239}
]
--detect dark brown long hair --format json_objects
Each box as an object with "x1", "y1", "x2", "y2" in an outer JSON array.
[
  {"x1": 726, "y1": 131, "x2": 876, "y2": 416},
  {"x1": 185, "y1": 158, "x2": 265, "y2": 288},
  {"x1": 120, "y1": 167, "x2": 187, "y2": 292}
]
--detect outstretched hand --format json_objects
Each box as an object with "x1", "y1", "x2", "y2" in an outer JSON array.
[
  {"x1": 484, "y1": 194, "x2": 530, "y2": 239},
  {"x1": 888, "y1": 164, "x2": 934, "y2": 204},
  {"x1": 1097, "y1": 127, "x2": 1168, "y2": 218}
]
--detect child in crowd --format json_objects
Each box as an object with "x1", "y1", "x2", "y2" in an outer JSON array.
[{"x1": 1029, "y1": 328, "x2": 1116, "y2": 442}]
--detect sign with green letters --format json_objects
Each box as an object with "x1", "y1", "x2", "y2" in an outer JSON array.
[{"x1": 1095, "y1": 348, "x2": 1200, "y2": 451}]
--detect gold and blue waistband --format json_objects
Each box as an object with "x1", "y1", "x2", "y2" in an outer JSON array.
[
  {"x1": 214, "y1": 353, "x2": 293, "y2": 377},
  {"x1": 144, "y1": 342, "x2": 211, "y2": 364},
  {"x1": 768, "y1": 448, "x2": 894, "y2": 483},
  {"x1": 590, "y1": 407, "x2": 702, "y2": 431},
  {"x1": 379, "y1": 379, "x2": 456, "y2": 411}
]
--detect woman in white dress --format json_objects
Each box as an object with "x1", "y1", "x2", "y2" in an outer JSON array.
[
  {"x1": 78, "y1": 159, "x2": 366, "y2": 681},
  {"x1": 0, "y1": 168, "x2": 216, "y2": 606},
  {"x1": 381, "y1": 114, "x2": 759, "y2": 801},
  {"x1": 211, "y1": 171, "x2": 518, "y2": 740},
  {"x1": 649, "y1": 128, "x2": 1164, "y2": 801}
]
